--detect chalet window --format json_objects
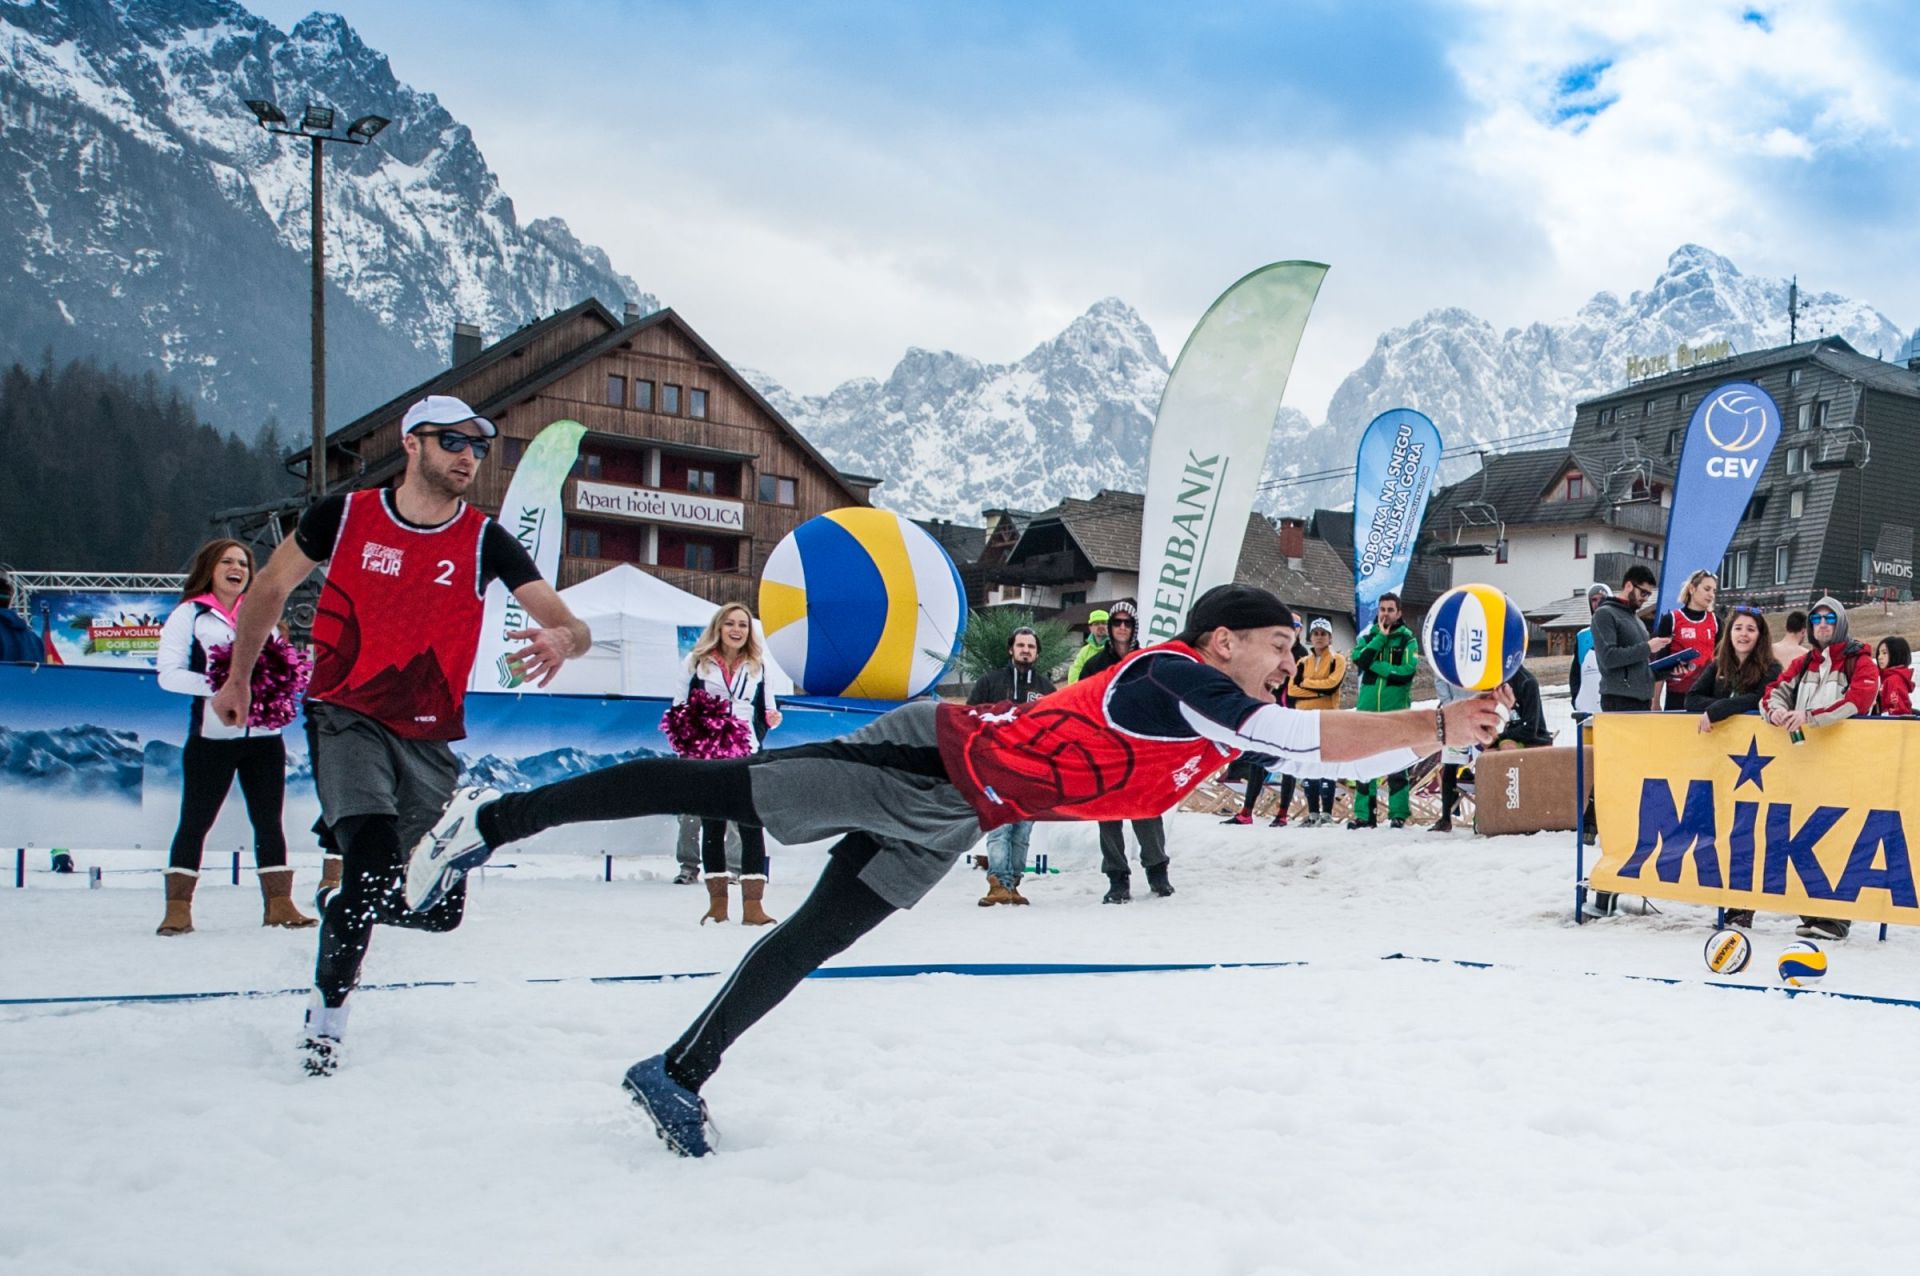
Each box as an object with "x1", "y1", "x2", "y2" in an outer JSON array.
[
  {"x1": 501, "y1": 437, "x2": 527, "y2": 469},
  {"x1": 1743, "y1": 492, "x2": 1768, "y2": 521},
  {"x1": 1599, "y1": 408, "x2": 1613, "y2": 426},
  {"x1": 635, "y1": 380, "x2": 654, "y2": 411},
  {"x1": 1645, "y1": 399, "x2": 1657, "y2": 417},
  {"x1": 758, "y1": 474, "x2": 797, "y2": 505},
  {"x1": 1678, "y1": 393, "x2": 1691, "y2": 411},
  {"x1": 663, "y1": 384, "x2": 682, "y2": 415},
  {"x1": 1565, "y1": 473, "x2": 1585, "y2": 501},
  {"x1": 1789, "y1": 369, "x2": 1802, "y2": 387},
  {"x1": 690, "y1": 388, "x2": 708, "y2": 419},
  {"x1": 1666, "y1": 429, "x2": 1681, "y2": 456},
  {"x1": 1774, "y1": 544, "x2": 1791, "y2": 585},
  {"x1": 567, "y1": 526, "x2": 601, "y2": 559},
  {"x1": 685, "y1": 543, "x2": 716, "y2": 572},
  {"x1": 1062, "y1": 590, "x2": 1087, "y2": 607},
  {"x1": 1573, "y1": 533, "x2": 1588, "y2": 560},
  {"x1": 1495, "y1": 539, "x2": 1509, "y2": 564},
  {"x1": 607, "y1": 374, "x2": 627, "y2": 406},
  {"x1": 1862, "y1": 548, "x2": 1875, "y2": 583},
  {"x1": 687, "y1": 468, "x2": 717, "y2": 495},
  {"x1": 1784, "y1": 446, "x2": 1803, "y2": 475},
  {"x1": 1796, "y1": 403, "x2": 1811, "y2": 432},
  {"x1": 1789, "y1": 488, "x2": 1804, "y2": 519},
  {"x1": 584, "y1": 453, "x2": 604, "y2": 480},
  {"x1": 1722, "y1": 547, "x2": 1751, "y2": 589},
  {"x1": 1813, "y1": 400, "x2": 1829, "y2": 429}
]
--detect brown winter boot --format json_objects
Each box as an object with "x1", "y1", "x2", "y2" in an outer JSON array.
[
  {"x1": 1005, "y1": 877, "x2": 1030, "y2": 905},
  {"x1": 156, "y1": 871, "x2": 196, "y2": 936},
  {"x1": 740, "y1": 876, "x2": 777, "y2": 926},
  {"x1": 979, "y1": 876, "x2": 1016, "y2": 906},
  {"x1": 701, "y1": 873, "x2": 731, "y2": 924},
  {"x1": 259, "y1": 868, "x2": 318, "y2": 928},
  {"x1": 318, "y1": 855, "x2": 344, "y2": 892}
]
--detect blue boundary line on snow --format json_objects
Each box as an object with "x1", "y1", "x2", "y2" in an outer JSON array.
[
  {"x1": 9, "y1": 956, "x2": 1919, "y2": 1012},
  {"x1": 0, "y1": 960, "x2": 1309, "y2": 1008}
]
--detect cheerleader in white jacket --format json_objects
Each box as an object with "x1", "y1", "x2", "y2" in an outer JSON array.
[{"x1": 676, "y1": 603, "x2": 782, "y2": 924}]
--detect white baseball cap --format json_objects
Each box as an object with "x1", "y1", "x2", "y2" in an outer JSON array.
[{"x1": 401, "y1": 394, "x2": 497, "y2": 437}]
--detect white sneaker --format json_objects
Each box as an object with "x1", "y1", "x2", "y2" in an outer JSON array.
[
  {"x1": 301, "y1": 995, "x2": 349, "y2": 1077},
  {"x1": 404, "y1": 787, "x2": 502, "y2": 912}
]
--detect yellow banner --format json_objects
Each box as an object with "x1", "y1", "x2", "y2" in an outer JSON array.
[{"x1": 1591, "y1": 714, "x2": 1920, "y2": 926}]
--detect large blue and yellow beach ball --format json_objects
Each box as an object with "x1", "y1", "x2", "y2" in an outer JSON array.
[
  {"x1": 1423, "y1": 583, "x2": 1528, "y2": 692},
  {"x1": 759, "y1": 509, "x2": 966, "y2": 699}
]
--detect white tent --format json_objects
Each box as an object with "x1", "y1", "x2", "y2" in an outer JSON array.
[{"x1": 526, "y1": 564, "x2": 794, "y2": 698}]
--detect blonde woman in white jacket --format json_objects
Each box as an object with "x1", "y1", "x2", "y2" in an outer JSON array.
[
  {"x1": 676, "y1": 603, "x2": 782, "y2": 924},
  {"x1": 153, "y1": 540, "x2": 314, "y2": 935}
]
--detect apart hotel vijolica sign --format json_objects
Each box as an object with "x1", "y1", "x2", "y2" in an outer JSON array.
[{"x1": 572, "y1": 480, "x2": 746, "y2": 532}]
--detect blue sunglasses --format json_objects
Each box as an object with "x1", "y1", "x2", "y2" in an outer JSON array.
[{"x1": 1809, "y1": 611, "x2": 1839, "y2": 625}]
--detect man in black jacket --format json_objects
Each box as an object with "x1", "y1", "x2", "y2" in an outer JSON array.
[
  {"x1": 968, "y1": 626, "x2": 1055, "y2": 904},
  {"x1": 1495, "y1": 665, "x2": 1553, "y2": 749}
]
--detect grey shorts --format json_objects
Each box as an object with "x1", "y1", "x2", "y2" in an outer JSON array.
[
  {"x1": 306, "y1": 701, "x2": 460, "y2": 850},
  {"x1": 748, "y1": 700, "x2": 986, "y2": 909}
]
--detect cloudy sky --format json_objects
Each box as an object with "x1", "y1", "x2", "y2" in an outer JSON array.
[{"x1": 250, "y1": 0, "x2": 1919, "y2": 416}]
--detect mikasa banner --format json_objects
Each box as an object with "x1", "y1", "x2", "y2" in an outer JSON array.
[
  {"x1": 1137, "y1": 262, "x2": 1328, "y2": 643},
  {"x1": 1590, "y1": 714, "x2": 1920, "y2": 927}
]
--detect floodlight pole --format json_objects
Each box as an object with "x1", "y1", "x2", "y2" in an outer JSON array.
[{"x1": 309, "y1": 133, "x2": 326, "y2": 501}]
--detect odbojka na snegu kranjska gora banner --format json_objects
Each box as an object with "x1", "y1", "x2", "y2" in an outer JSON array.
[
  {"x1": 471, "y1": 418, "x2": 588, "y2": 691},
  {"x1": 1655, "y1": 382, "x2": 1782, "y2": 617},
  {"x1": 1590, "y1": 713, "x2": 1920, "y2": 928},
  {"x1": 1351, "y1": 409, "x2": 1442, "y2": 632},
  {"x1": 1137, "y1": 263, "x2": 1329, "y2": 642}
]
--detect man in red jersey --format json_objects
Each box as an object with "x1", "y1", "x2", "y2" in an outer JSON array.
[
  {"x1": 212, "y1": 395, "x2": 588, "y2": 1075},
  {"x1": 418, "y1": 583, "x2": 1510, "y2": 1155}
]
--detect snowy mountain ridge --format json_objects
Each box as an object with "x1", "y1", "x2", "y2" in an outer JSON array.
[
  {"x1": 0, "y1": 0, "x2": 654, "y2": 434},
  {"x1": 752, "y1": 246, "x2": 1910, "y2": 523}
]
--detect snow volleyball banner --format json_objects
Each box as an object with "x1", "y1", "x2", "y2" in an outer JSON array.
[
  {"x1": 1351, "y1": 409, "x2": 1442, "y2": 632},
  {"x1": 0, "y1": 664, "x2": 887, "y2": 854},
  {"x1": 1138, "y1": 262, "x2": 1328, "y2": 643},
  {"x1": 36, "y1": 589, "x2": 182, "y2": 667},
  {"x1": 1591, "y1": 713, "x2": 1920, "y2": 927},
  {"x1": 471, "y1": 418, "x2": 588, "y2": 691},
  {"x1": 1656, "y1": 382, "x2": 1781, "y2": 617}
]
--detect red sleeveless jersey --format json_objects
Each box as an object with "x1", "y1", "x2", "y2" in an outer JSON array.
[
  {"x1": 936, "y1": 640, "x2": 1240, "y2": 829},
  {"x1": 1664, "y1": 607, "x2": 1719, "y2": 695},
  {"x1": 308, "y1": 489, "x2": 491, "y2": 740}
]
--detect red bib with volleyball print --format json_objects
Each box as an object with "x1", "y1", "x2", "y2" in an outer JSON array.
[
  {"x1": 308, "y1": 489, "x2": 490, "y2": 740},
  {"x1": 936, "y1": 641, "x2": 1239, "y2": 829},
  {"x1": 1664, "y1": 608, "x2": 1718, "y2": 695}
]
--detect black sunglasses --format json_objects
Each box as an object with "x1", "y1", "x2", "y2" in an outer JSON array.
[
  {"x1": 1108, "y1": 616, "x2": 1136, "y2": 628},
  {"x1": 418, "y1": 429, "x2": 491, "y2": 459}
]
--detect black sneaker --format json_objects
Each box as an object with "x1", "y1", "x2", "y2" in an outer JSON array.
[
  {"x1": 1102, "y1": 873, "x2": 1132, "y2": 904},
  {"x1": 1346, "y1": 818, "x2": 1375, "y2": 830},
  {"x1": 1389, "y1": 819, "x2": 1406, "y2": 830},
  {"x1": 1797, "y1": 918, "x2": 1850, "y2": 940},
  {"x1": 1145, "y1": 864, "x2": 1174, "y2": 897}
]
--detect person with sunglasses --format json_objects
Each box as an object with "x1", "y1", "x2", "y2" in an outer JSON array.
[
  {"x1": 1073, "y1": 600, "x2": 1172, "y2": 901},
  {"x1": 1652, "y1": 569, "x2": 1719, "y2": 709},
  {"x1": 1761, "y1": 597, "x2": 1879, "y2": 940},
  {"x1": 210, "y1": 394, "x2": 590, "y2": 1075}
]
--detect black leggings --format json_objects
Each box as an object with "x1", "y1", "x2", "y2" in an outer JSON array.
[
  {"x1": 482, "y1": 756, "x2": 761, "y2": 846},
  {"x1": 314, "y1": 813, "x2": 467, "y2": 1007},
  {"x1": 1303, "y1": 778, "x2": 1336, "y2": 814},
  {"x1": 1238, "y1": 770, "x2": 1297, "y2": 818},
  {"x1": 703, "y1": 821, "x2": 767, "y2": 876},
  {"x1": 167, "y1": 735, "x2": 288, "y2": 873},
  {"x1": 667, "y1": 833, "x2": 895, "y2": 1092}
]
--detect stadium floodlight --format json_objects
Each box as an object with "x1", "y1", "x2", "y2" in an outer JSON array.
[
  {"x1": 346, "y1": 114, "x2": 390, "y2": 141},
  {"x1": 302, "y1": 104, "x2": 335, "y2": 132},
  {"x1": 244, "y1": 99, "x2": 288, "y2": 127}
]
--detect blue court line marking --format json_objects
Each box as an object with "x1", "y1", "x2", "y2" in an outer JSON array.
[{"x1": 6, "y1": 956, "x2": 1915, "y2": 1011}]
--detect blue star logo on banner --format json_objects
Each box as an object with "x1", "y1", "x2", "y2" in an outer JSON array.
[{"x1": 1728, "y1": 737, "x2": 1775, "y2": 792}]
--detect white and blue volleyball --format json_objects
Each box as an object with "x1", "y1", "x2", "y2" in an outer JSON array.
[
  {"x1": 1703, "y1": 928, "x2": 1752, "y2": 975},
  {"x1": 758, "y1": 508, "x2": 966, "y2": 700},
  {"x1": 1776, "y1": 941, "x2": 1829, "y2": 988},
  {"x1": 1422, "y1": 583, "x2": 1528, "y2": 692}
]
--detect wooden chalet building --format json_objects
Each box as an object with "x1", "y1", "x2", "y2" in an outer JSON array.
[{"x1": 303, "y1": 300, "x2": 873, "y2": 605}]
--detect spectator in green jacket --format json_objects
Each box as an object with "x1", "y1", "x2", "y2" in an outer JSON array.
[
  {"x1": 1067, "y1": 609, "x2": 1110, "y2": 684},
  {"x1": 1349, "y1": 592, "x2": 1420, "y2": 828}
]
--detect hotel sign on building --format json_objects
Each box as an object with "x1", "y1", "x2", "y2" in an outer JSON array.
[{"x1": 572, "y1": 480, "x2": 746, "y2": 531}]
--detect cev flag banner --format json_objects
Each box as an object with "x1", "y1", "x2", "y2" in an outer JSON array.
[
  {"x1": 1656, "y1": 381, "x2": 1781, "y2": 617},
  {"x1": 470, "y1": 418, "x2": 588, "y2": 691},
  {"x1": 1591, "y1": 713, "x2": 1920, "y2": 927},
  {"x1": 1351, "y1": 409, "x2": 1442, "y2": 633}
]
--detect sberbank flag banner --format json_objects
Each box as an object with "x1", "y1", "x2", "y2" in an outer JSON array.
[
  {"x1": 471, "y1": 418, "x2": 588, "y2": 691},
  {"x1": 1138, "y1": 262, "x2": 1328, "y2": 643},
  {"x1": 1591, "y1": 713, "x2": 1920, "y2": 926}
]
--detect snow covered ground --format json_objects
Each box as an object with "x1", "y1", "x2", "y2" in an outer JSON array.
[{"x1": 7, "y1": 789, "x2": 1920, "y2": 1276}]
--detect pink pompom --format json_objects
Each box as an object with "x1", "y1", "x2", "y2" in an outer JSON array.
[
  {"x1": 663, "y1": 688, "x2": 755, "y2": 760},
  {"x1": 205, "y1": 636, "x2": 314, "y2": 731}
]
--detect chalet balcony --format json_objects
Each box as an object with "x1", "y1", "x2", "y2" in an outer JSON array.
[
  {"x1": 558, "y1": 556, "x2": 754, "y2": 606},
  {"x1": 989, "y1": 550, "x2": 1086, "y2": 586},
  {"x1": 1605, "y1": 501, "x2": 1669, "y2": 536}
]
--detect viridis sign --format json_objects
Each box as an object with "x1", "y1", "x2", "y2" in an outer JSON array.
[{"x1": 1590, "y1": 714, "x2": 1920, "y2": 927}]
